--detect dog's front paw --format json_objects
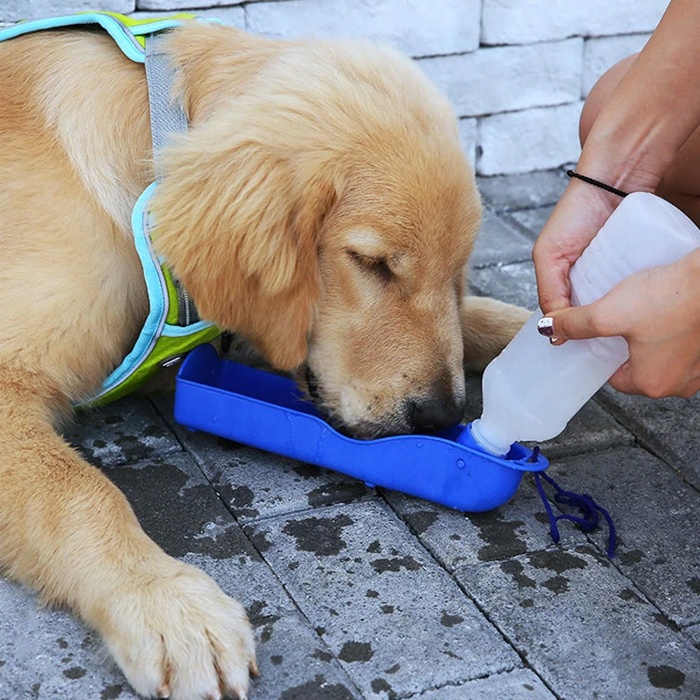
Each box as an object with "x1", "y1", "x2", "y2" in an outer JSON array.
[{"x1": 98, "y1": 560, "x2": 257, "y2": 699}]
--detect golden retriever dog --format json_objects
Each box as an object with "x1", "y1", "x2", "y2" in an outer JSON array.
[{"x1": 0, "y1": 18, "x2": 528, "y2": 700}]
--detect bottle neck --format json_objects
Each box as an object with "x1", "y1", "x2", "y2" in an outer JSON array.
[{"x1": 468, "y1": 419, "x2": 511, "y2": 456}]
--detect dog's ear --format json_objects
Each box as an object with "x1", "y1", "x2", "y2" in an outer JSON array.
[{"x1": 151, "y1": 137, "x2": 335, "y2": 370}]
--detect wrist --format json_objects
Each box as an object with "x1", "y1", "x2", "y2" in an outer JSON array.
[{"x1": 576, "y1": 130, "x2": 669, "y2": 196}]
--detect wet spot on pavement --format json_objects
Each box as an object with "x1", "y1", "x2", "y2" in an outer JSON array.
[
  {"x1": 307, "y1": 481, "x2": 367, "y2": 507},
  {"x1": 339, "y1": 641, "x2": 374, "y2": 662},
  {"x1": 542, "y1": 575, "x2": 570, "y2": 594},
  {"x1": 440, "y1": 612, "x2": 464, "y2": 627},
  {"x1": 283, "y1": 514, "x2": 354, "y2": 556},
  {"x1": 647, "y1": 664, "x2": 685, "y2": 689},
  {"x1": 653, "y1": 613, "x2": 680, "y2": 632},
  {"x1": 618, "y1": 549, "x2": 645, "y2": 566},
  {"x1": 528, "y1": 550, "x2": 587, "y2": 574},
  {"x1": 280, "y1": 675, "x2": 356, "y2": 700},
  {"x1": 371, "y1": 677, "x2": 396, "y2": 697},
  {"x1": 370, "y1": 555, "x2": 422, "y2": 574},
  {"x1": 469, "y1": 513, "x2": 527, "y2": 561},
  {"x1": 63, "y1": 666, "x2": 86, "y2": 679},
  {"x1": 249, "y1": 528, "x2": 273, "y2": 554},
  {"x1": 403, "y1": 509, "x2": 438, "y2": 535},
  {"x1": 312, "y1": 648, "x2": 333, "y2": 662},
  {"x1": 218, "y1": 483, "x2": 260, "y2": 520},
  {"x1": 500, "y1": 560, "x2": 537, "y2": 589},
  {"x1": 619, "y1": 588, "x2": 645, "y2": 604}
]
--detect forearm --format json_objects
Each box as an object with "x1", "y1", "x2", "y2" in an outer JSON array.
[{"x1": 578, "y1": 0, "x2": 700, "y2": 192}]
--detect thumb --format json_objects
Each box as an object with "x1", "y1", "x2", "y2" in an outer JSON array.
[{"x1": 537, "y1": 304, "x2": 608, "y2": 343}]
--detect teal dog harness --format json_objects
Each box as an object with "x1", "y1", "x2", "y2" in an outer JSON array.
[{"x1": 0, "y1": 13, "x2": 221, "y2": 405}]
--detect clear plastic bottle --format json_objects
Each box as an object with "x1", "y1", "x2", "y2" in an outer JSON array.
[{"x1": 470, "y1": 192, "x2": 700, "y2": 456}]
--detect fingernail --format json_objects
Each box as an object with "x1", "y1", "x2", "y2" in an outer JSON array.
[
  {"x1": 537, "y1": 317, "x2": 555, "y2": 337},
  {"x1": 549, "y1": 337, "x2": 560, "y2": 345}
]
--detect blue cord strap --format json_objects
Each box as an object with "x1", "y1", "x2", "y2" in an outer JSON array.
[{"x1": 533, "y1": 465, "x2": 617, "y2": 558}]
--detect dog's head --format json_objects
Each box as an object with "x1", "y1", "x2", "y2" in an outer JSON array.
[{"x1": 153, "y1": 34, "x2": 481, "y2": 439}]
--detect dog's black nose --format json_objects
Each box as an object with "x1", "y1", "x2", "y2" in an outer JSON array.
[{"x1": 409, "y1": 394, "x2": 465, "y2": 433}]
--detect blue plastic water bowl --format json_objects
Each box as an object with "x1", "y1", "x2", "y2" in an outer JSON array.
[{"x1": 174, "y1": 344, "x2": 549, "y2": 512}]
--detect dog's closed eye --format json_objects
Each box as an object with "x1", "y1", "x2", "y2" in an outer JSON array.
[{"x1": 347, "y1": 250, "x2": 394, "y2": 283}]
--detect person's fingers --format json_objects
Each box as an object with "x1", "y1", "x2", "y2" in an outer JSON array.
[
  {"x1": 532, "y1": 244, "x2": 574, "y2": 315},
  {"x1": 536, "y1": 303, "x2": 611, "y2": 342},
  {"x1": 534, "y1": 264, "x2": 572, "y2": 316},
  {"x1": 609, "y1": 354, "x2": 700, "y2": 399}
]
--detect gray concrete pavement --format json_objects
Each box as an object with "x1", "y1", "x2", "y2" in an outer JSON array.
[{"x1": 1, "y1": 169, "x2": 699, "y2": 699}]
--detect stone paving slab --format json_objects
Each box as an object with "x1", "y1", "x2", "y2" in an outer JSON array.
[
  {"x1": 477, "y1": 170, "x2": 569, "y2": 211},
  {"x1": 102, "y1": 453, "x2": 364, "y2": 699},
  {"x1": 456, "y1": 546, "x2": 700, "y2": 699},
  {"x1": 383, "y1": 478, "x2": 582, "y2": 572},
  {"x1": 470, "y1": 259, "x2": 539, "y2": 310},
  {"x1": 686, "y1": 623, "x2": 700, "y2": 649},
  {"x1": 152, "y1": 394, "x2": 374, "y2": 522},
  {"x1": 244, "y1": 499, "x2": 521, "y2": 698},
  {"x1": 0, "y1": 449, "x2": 362, "y2": 700},
  {"x1": 65, "y1": 395, "x2": 181, "y2": 468},
  {"x1": 503, "y1": 205, "x2": 555, "y2": 242},
  {"x1": 414, "y1": 669, "x2": 557, "y2": 699},
  {"x1": 545, "y1": 448, "x2": 700, "y2": 628},
  {"x1": 470, "y1": 208, "x2": 534, "y2": 269},
  {"x1": 0, "y1": 577, "x2": 130, "y2": 700},
  {"x1": 597, "y1": 388, "x2": 700, "y2": 490}
]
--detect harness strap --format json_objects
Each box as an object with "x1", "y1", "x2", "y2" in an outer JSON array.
[
  {"x1": 144, "y1": 32, "x2": 200, "y2": 326},
  {"x1": 145, "y1": 33, "x2": 188, "y2": 181}
]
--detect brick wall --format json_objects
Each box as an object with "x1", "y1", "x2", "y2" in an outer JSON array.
[{"x1": 2, "y1": 0, "x2": 670, "y2": 175}]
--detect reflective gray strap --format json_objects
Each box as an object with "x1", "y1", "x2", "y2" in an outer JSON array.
[
  {"x1": 145, "y1": 32, "x2": 188, "y2": 181},
  {"x1": 144, "y1": 32, "x2": 200, "y2": 327}
]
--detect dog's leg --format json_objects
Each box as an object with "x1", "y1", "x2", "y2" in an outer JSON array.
[
  {"x1": 0, "y1": 366, "x2": 256, "y2": 700},
  {"x1": 461, "y1": 296, "x2": 532, "y2": 371}
]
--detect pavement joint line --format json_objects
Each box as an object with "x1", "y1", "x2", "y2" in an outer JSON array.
[
  {"x1": 381, "y1": 494, "x2": 560, "y2": 699},
  {"x1": 471, "y1": 255, "x2": 534, "y2": 270},
  {"x1": 149, "y1": 395, "x2": 370, "y2": 683},
  {"x1": 395, "y1": 666, "x2": 560, "y2": 700},
  {"x1": 450, "y1": 567, "x2": 562, "y2": 700},
  {"x1": 240, "y1": 491, "x2": 381, "y2": 526},
  {"x1": 593, "y1": 397, "x2": 700, "y2": 496}
]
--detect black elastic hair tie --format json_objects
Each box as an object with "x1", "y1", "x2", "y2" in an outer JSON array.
[{"x1": 566, "y1": 169, "x2": 629, "y2": 198}]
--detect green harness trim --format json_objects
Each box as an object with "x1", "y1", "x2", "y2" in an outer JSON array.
[{"x1": 0, "y1": 12, "x2": 222, "y2": 406}]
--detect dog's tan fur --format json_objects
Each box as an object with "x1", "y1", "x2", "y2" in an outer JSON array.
[{"x1": 0, "y1": 21, "x2": 528, "y2": 699}]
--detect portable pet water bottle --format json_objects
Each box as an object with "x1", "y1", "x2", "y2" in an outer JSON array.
[{"x1": 469, "y1": 192, "x2": 700, "y2": 456}]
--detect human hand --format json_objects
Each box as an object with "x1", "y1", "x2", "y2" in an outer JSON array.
[
  {"x1": 538, "y1": 249, "x2": 700, "y2": 398},
  {"x1": 533, "y1": 180, "x2": 622, "y2": 315}
]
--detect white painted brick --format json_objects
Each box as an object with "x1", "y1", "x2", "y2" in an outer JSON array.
[
  {"x1": 138, "y1": 0, "x2": 243, "y2": 10},
  {"x1": 130, "y1": 7, "x2": 245, "y2": 28},
  {"x1": 458, "y1": 118, "x2": 478, "y2": 172},
  {"x1": 583, "y1": 33, "x2": 651, "y2": 95},
  {"x1": 246, "y1": 0, "x2": 480, "y2": 57},
  {"x1": 482, "y1": 0, "x2": 669, "y2": 45},
  {"x1": 0, "y1": 0, "x2": 666, "y2": 177},
  {"x1": 420, "y1": 39, "x2": 582, "y2": 118},
  {"x1": 478, "y1": 101, "x2": 583, "y2": 175},
  {"x1": 1, "y1": 0, "x2": 134, "y2": 21}
]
